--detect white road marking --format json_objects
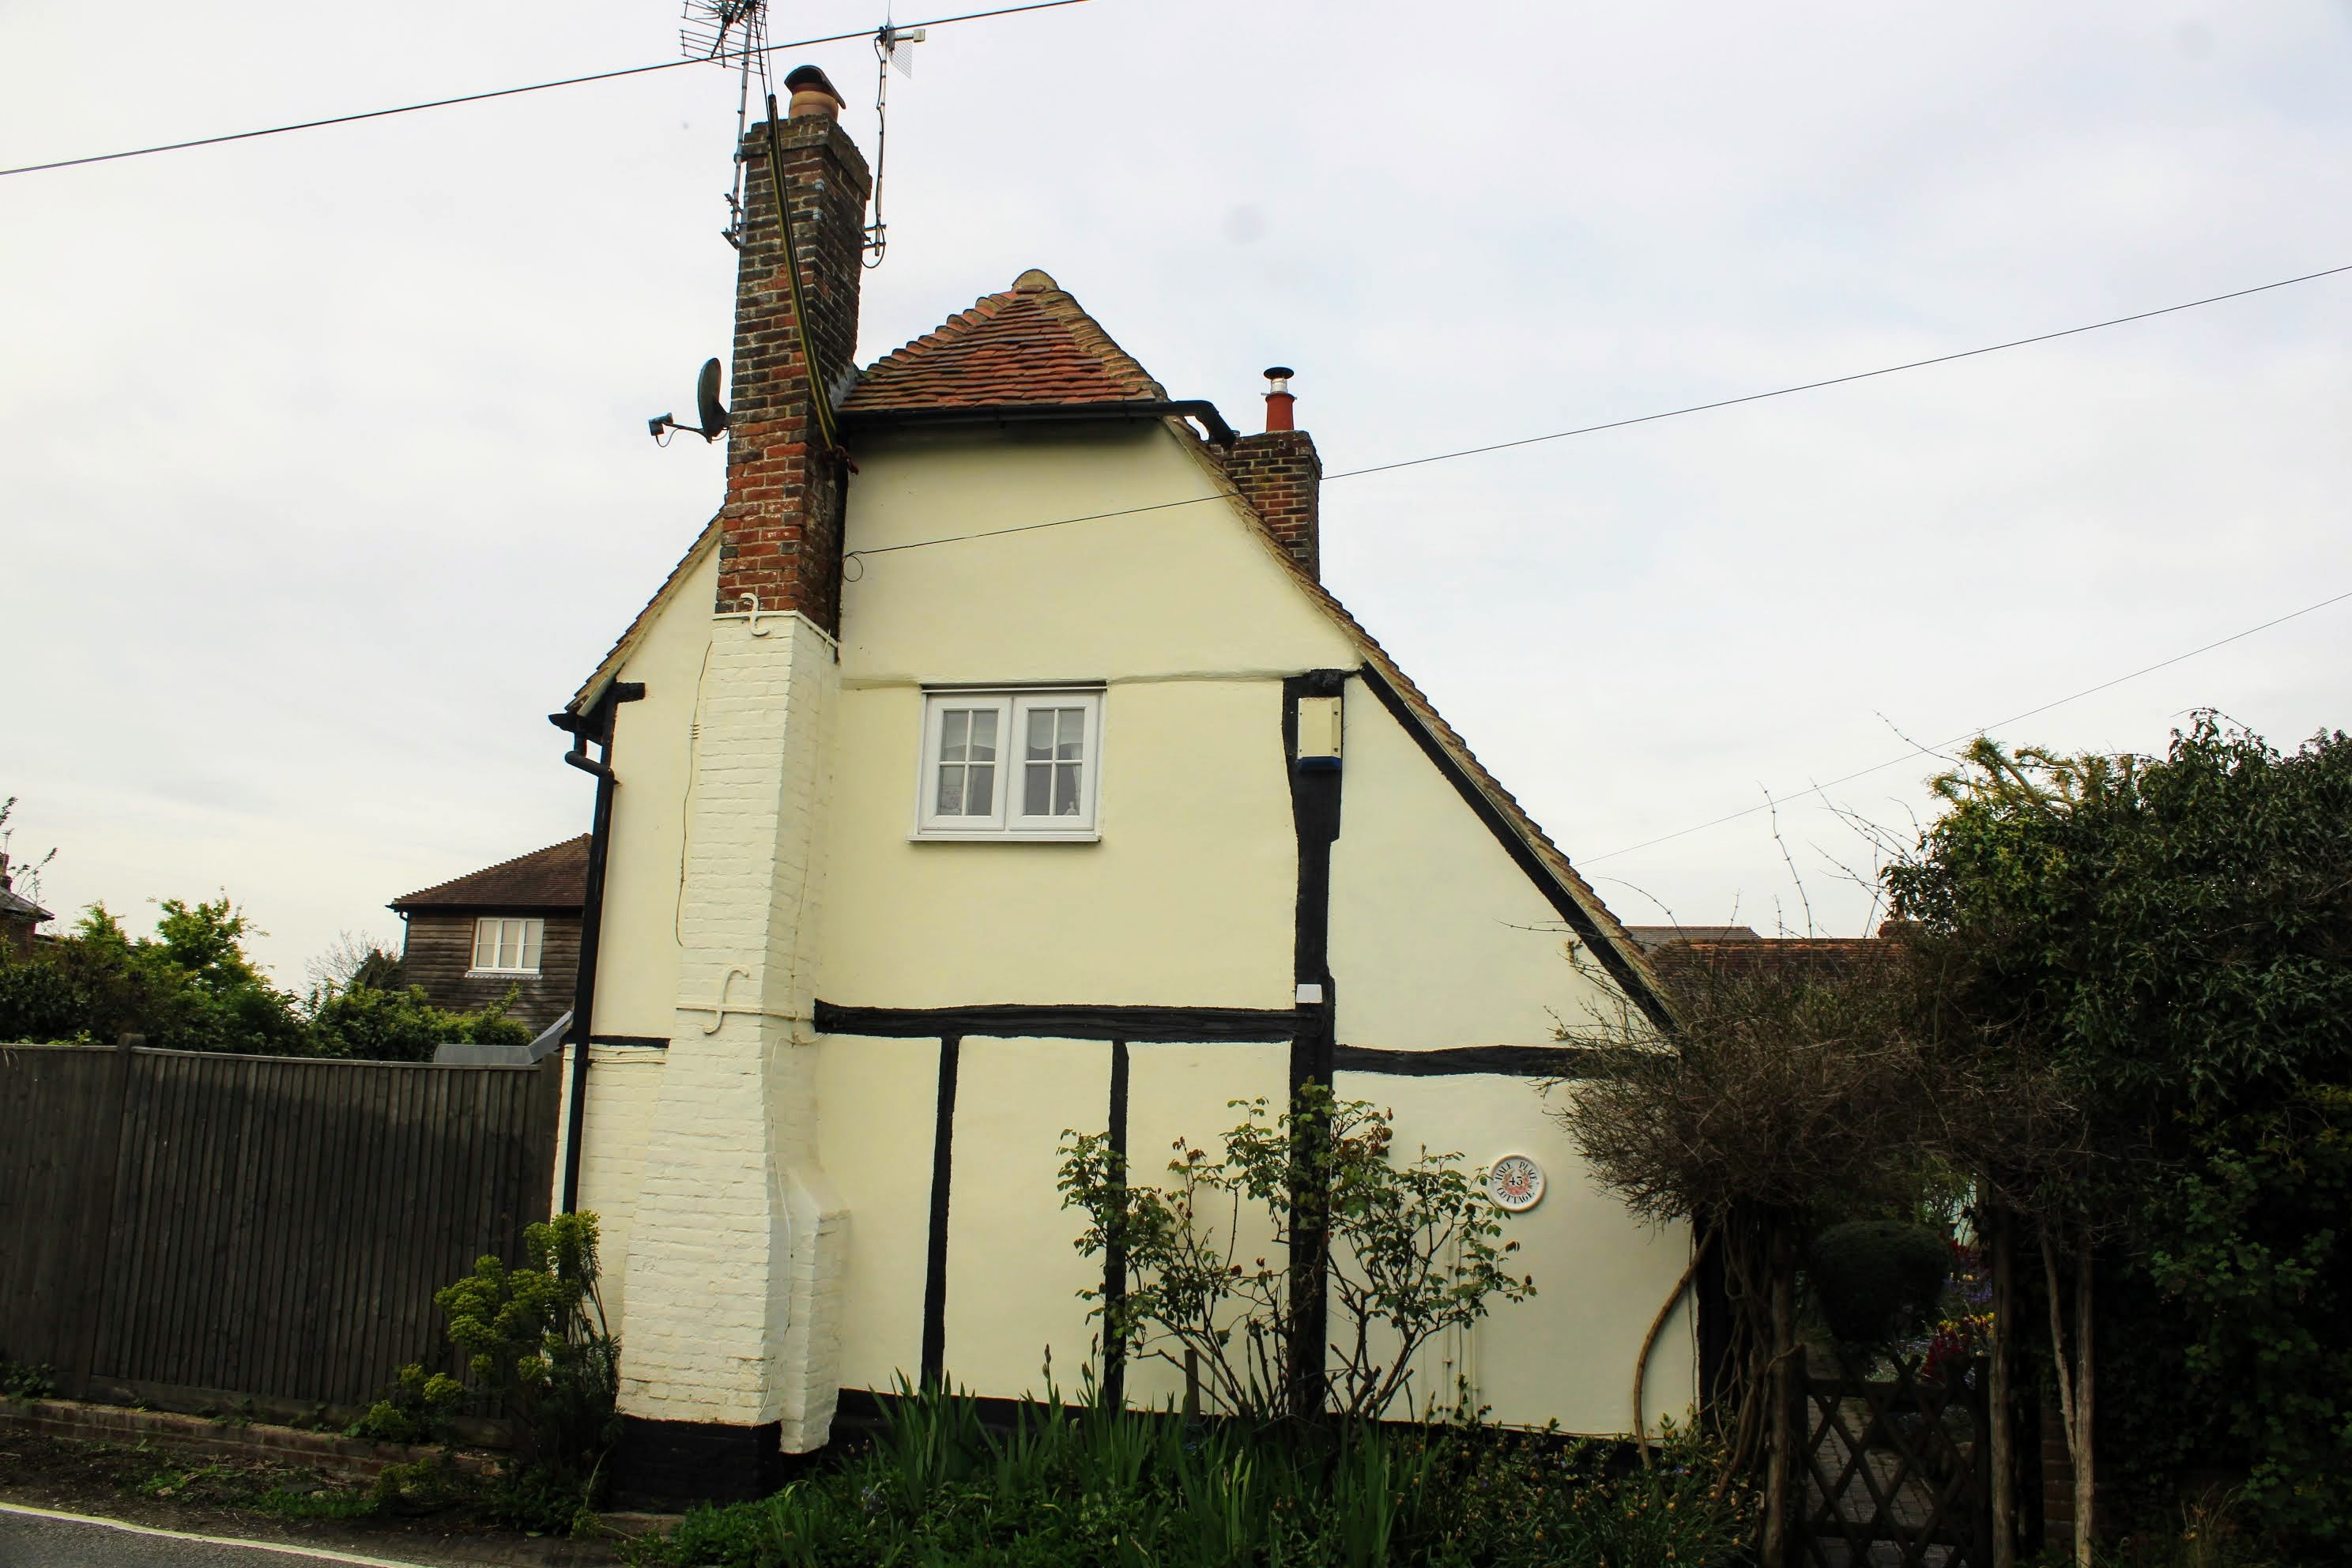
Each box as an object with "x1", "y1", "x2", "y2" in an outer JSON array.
[{"x1": 0, "y1": 1502, "x2": 443, "y2": 1566}]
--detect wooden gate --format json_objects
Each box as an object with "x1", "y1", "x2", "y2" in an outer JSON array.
[{"x1": 1790, "y1": 1348, "x2": 1992, "y2": 1568}]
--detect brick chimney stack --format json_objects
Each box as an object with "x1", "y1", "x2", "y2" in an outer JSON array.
[
  {"x1": 1219, "y1": 367, "x2": 1321, "y2": 579},
  {"x1": 716, "y1": 66, "x2": 872, "y2": 635}
]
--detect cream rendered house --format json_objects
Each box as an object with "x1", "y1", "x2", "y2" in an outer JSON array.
[{"x1": 552, "y1": 67, "x2": 1696, "y2": 1502}]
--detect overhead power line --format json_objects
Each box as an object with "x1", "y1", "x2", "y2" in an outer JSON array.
[
  {"x1": 0, "y1": 0, "x2": 1089, "y2": 179},
  {"x1": 845, "y1": 258, "x2": 2352, "y2": 564},
  {"x1": 1326, "y1": 262, "x2": 2352, "y2": 481},
  {"x1": 1581, "y1": 584, "x2": 2352, "y2": 865}
]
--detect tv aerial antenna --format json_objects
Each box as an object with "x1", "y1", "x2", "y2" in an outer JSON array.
[
  {"x1": 680, "y1": 0, "x2": 773, "y2": 250},
  {"x1": 865, "y1": 18, "x2": 924, "y2": 266}
]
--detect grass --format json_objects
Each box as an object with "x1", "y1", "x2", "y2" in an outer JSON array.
[
  {"x1": 634, "y1": 1375, "x2": 1754, "y2": 1568},
  {"x1": 134, "y1": 1458, "x2": 381, "y2": 1521}
]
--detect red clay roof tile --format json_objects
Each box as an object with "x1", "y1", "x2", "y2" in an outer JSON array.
[{"x1": 842, "y1": 269, "x2": 1167, "y2": 413}]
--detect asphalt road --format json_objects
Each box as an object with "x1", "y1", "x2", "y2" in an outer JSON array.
[{"x1": 0, "y1": 1507, "x2": 435, "y2": 1568}]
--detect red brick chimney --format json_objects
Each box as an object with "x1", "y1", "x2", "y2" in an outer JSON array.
[
  {"x1": 1219, "y1": 367, "x2": 1321, "y2": 579},
  {"x1": 715, "y1": 66, "x2": 872, "y2": 635}
]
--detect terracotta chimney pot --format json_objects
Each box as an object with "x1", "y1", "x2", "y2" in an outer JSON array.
[
  {"x1": 784, "y1": 64, "x2": 845, "y2": 119},
  {"x1": 1263, "y1": 366, "x2": 1295, "y2": 432}
]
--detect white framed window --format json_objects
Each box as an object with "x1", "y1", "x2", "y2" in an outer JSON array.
[
  {"x1": 470, "y1": 916, "x2": 545, "y2": 974},
  {"x1": 916, "y1": 688, "x2": 1103, "y2": 839}
]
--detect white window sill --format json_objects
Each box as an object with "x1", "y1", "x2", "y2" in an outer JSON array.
[
  {"x1": 465, "y1": 968, "x2": 542, "y2": 979},
  {"x1": 909, "y1": 831, "x2": 1102, "y2": 844}
]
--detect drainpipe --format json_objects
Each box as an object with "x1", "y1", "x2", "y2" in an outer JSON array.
[{"x1": 551, "y1": 680, "x2": 644, "y2": 1215}]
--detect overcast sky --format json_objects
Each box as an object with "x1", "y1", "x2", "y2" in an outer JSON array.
[{"x1": 5, "y1": 0, "x2": 2350, "y2": 985}]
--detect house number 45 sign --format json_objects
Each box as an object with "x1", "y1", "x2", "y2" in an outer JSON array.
[{"x1": 1487, "y1": 1155, "x2": 1545, "y2": 1212}]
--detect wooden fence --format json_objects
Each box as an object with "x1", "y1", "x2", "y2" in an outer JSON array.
[{"x1": 0, "y1": 1039, "x2": 559, "y2": 1409}]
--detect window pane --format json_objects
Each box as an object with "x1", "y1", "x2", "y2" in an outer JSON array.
[
  {"x1": 1026, "y1": 708, "x2": 1054, "y2": 761},
  {"x1": 499, "y1": 920, "x2": 522, "y2": 968},
  {"x1": 1024, "y1": 761, "x2": 1050, "y2": 816},
  {"x1": 1056, "y1": 708, "x2": 1084, "y2": 761},
  {"x1": 1055, "y1": 761, "x2": 1080, "y2": 816},
  {"x1": 521, "y1": 920, "x2": 542, "y2": 973},
  {"x1": 965, "y1": 763, "x2": 995, "y2": 815},
  {"x1": 937, "y1": 763, "x2": 965, "y2": 814},
  {"x1": 969, "y1": 709, "x2": 997, "y2": 763},
  {"x1": 474, "y1": 920, "x2": 496, "y2": 969},
  {"x1": 940, "y1": 708, "x2": 969, "y2": 763}
]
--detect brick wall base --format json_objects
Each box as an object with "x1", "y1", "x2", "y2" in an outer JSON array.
[{"x1": 614, "y1": 1414, "x2": 784, "y2": 1506}]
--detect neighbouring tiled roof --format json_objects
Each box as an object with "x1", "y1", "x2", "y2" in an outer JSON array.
[
  {"x1": 1645, "y1": 935, "x2": 1901, "y2": 992},
  {"x1": 1626, "y1": 925, "x2": 1762, "y2": 950},
  {"x1": 0, "y1": 884, "x2": 50, "y2": 922},
  {"x1": 392, "y1": 836, "x2": 590, "y2": 912},
  {"x1": 842, "y1": 269, "x2": 1167, "y2": 413}
]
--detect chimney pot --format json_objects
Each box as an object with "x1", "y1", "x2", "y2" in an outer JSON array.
[
  {"x1": 1262, "y1": 366, "x2": 1296, "y2": 432},
  {"x1": 784, "y1": 64, "x2": 846, "y2": 119}
]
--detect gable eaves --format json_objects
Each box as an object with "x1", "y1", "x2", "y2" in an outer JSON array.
[
  {"x1": 569, "y1": 515, "x2": 721, "y2": 714},
  {"x1": 1166, "y1": 428, "x2": 1675, "y2": 1031}
]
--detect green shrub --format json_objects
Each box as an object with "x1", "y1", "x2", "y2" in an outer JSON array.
[
  {"x1": 0, "y1": 895, "x2": 537, "y2": 1060},
  {"x1": 1804, "y1": 1219, "x2": 1951, "y2": 1345},
  {"x1": 435, "y1": 1212, "x2": 620, "y2": 1534},
  {"x1": 1061, "y1": 1089, "x2": 1535, "y2": 1423},
  {"x1": 0, "y1": 1353, "x2": 58, "y2": 1400},
  {"x1": 349, "y1": 1362, "x2": 463, "y2": 1445},
  {"x1": 634, "y1": 1378, "x2": 1753, "y2": 1568}
]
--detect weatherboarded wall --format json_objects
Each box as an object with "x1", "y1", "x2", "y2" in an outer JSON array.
[{"x1": 0, "y1": 1042, "x2": 559, "y2": 1408}]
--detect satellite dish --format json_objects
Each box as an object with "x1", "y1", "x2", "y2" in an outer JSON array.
[
  {"x1": 695, "y1": 357, "x2": 727, "y2": 438},
  {"x1": 647, "y1": 357, "x2": 730, "y2": 445}
]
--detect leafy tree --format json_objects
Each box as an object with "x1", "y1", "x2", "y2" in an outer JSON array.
[
  {"x1": 0, "y1": 896, "x2": 532, "y2": 1061},
  {"x1": 1887, "y1": 718, "x2": 2352, "y2": 1554},
  {"x1": 1548, "y1": 942, "x2": 1943, "y2": 1551}
]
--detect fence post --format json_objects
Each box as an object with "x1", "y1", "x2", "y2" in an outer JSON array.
[
  {"x1": 62, "y1": 1034, "x2": 140, "y2": 1398},
  {"x1": 1762, "y1": 1220, "x2": 1796, "y2": 1568},
  {"x1": 1988, "y1": 1207, "x2": 2016, "y2": 1568}
]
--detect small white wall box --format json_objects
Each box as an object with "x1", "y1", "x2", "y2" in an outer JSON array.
[{"x1": 1296, "y1": 695, "x2": 1343, "y2": 771}]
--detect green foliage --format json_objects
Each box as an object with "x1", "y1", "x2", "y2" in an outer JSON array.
[
  {"x1": 1888, "y1": 718, "x2": 2352, "y2": 1548},
  {"x1": 309, "y1": 981, "x2": 530, "y2": 1062},
  {"x1": 435, "y1": 1212, "x2": 620, "y2": 1532},
  {"x1": 135, "y1": 1457, "x2": 381, "y2": 1519},
  {"x1": 1889, "y1": 722, "x2": 2352, "y2": 1114},
  {"x1": 1804, "y1": 1220, "x2": 1951, "y2": 1345},
  {"x1": 0, "y1": 1353, "x2": 57, "y2": 1400},
  {"x1": 1060, "y1": 1090, "x2": 1533, "y2": 1423},
  {"x1": 0, "y1": 896, "x2": 531, "y2": 1059},
  {"x1": 2141, "y1": 1094, "x2": 2352, "y2": 1542},
  {"x1": 372, "y1": 1450, "x2": 480, "y2": 1516},
  {"x1": 350, "y1": 1362, "x2": 465, "y2": 1445},
  {"x1": 636, "y1": 1378, "x2": 1753, "y2": 1568}
]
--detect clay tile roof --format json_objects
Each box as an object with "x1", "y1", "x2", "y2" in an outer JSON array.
[
  {"x1": 1626, "y1": 925, "x2": 1762, "y2": 951},
  {"x1": 391, "y1": 836, "x2": 590, "y2": 912},
  {"x1": 1645, "y1": 935, "x2": 1902, "y2": 993},
  {"x1": 842, "y1": 269, "x2": 1167, "y2": 413},
  {"x1": 0, "y1": 884, "x2": 49, "y2": 922}
]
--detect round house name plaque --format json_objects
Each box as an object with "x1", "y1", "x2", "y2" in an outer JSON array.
[{"x1": 1487, "y1": 1154, "x2": 1545, "y2": 1212}]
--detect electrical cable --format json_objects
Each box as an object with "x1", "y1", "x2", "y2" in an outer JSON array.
[
  {"x1": 1581, "y1": 584, "x2": 2352, "y2": 864},
  {"x1": 0, "y1": 0, "x2": 1090, "y2": 179},
  {"x1": 843, "y1": 258, "x2": 2352, "y2": 564}
]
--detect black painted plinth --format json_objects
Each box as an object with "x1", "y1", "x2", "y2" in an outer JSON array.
[{"x1": 614, "y1": 1414, "x2": 785, "y2": 1506}]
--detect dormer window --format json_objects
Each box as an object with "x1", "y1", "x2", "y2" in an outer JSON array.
[{"x1": 916, "y1": 687, "x2": 1103, "y2": 840}]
